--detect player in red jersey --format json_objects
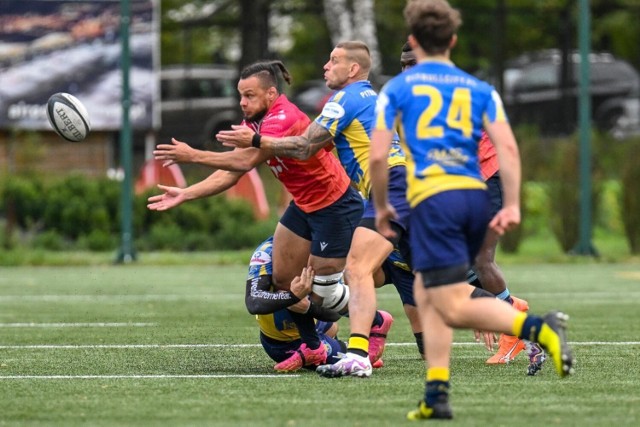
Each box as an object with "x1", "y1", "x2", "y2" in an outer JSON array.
[{"x1": 148, "y1": 60, "x2": 365, "y2": 372}]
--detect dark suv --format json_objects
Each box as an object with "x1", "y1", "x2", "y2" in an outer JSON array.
[
  {"x1": 159, "y1": 65, "x2": 240, "y2": 148},
  {"x1": 494, "y1": 50, "x2": 640, "y2": 138}
]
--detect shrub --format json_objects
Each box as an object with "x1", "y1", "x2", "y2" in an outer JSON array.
[
  {"x1": 32, "y1": 230, "x2": 69, "y2": 251},
  {"x1": 620, "y1": 138, "x2": 640, "y2": 253},
  {"x1": 547, "y1": 134, "x2": 603, "y2": 253}
]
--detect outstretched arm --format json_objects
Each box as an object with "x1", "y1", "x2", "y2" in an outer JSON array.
[
  {"x1": 217, "y1": 123, "x2": 333, "y2": 160},
  {"x1": 154, "y1": 138, "x2": 268, "y2": 172},
  {"x1": 147, "y1": 169, "x2": 243, "y2": 211}
]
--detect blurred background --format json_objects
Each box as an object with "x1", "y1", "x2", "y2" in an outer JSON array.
[{"x1": 1, "y1": 0, "x2": 640, "y2": 259}]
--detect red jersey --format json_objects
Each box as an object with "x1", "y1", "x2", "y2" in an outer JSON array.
[
  {"x1": 478, "y1": 131, "x2": 499, "y2": 181},
  {"x1": 243, "y1": 95, "x2": 351, "y2": 213}
]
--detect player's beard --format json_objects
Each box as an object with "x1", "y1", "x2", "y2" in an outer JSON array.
[{"x1": 244, "y1": 108, "x2": 267, "y2": 124}]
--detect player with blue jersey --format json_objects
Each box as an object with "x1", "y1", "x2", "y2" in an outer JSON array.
[
  {"x1": 369, "y1": 0, "x2": 574, "y2": 421},
  {"x1": 245, "y1": 237, "x2": 347, "y2": 369},
  {"x1": 247, "y1": 236, "x2": 405, "y2": 370}
]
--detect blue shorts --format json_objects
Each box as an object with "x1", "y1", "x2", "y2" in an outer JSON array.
[
  {"x1": 486, "y1": 172, "x2": 503, "y2": 217},
  {"x1": 259, "y1": 321, "x2": 347, "y2": 367},
  {"x1": 382, "y1": 249, "x2": 415, "y2": 306},
  {"x1": 362, "y1": 165, "x2": 411, "y2": 231},
  {"x1": 280, "y1": 186, "x2": 363, "y2": 258},
  {"x1": 410, "y1": 189, "x2": 491, "y2": 282}
]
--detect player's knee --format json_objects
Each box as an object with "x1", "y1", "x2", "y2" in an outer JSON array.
[{"x1": 312, "y1": 273, "x2": 350, "y2": 313}]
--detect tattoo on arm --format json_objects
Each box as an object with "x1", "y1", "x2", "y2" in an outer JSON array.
[{"x1": 271, "y1": 123, "x2": 332, "y2": 159}]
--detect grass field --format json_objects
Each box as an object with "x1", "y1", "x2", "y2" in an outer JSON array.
[{"x1": 1, "y1": 263, "x2": 639, "y2": 426}]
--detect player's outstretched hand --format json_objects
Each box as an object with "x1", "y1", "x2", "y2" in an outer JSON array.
[
  {"x1": 147, "y1": 184, "x2": 187, "y2": 211},
  {"x1": 153, "y1": 138, "x2": 196, "y2": 167},
  {"x1": 489, "y1": 205, "x2": 520, "y2": 236},
  {"x1": 216, "y1": 125, "x2": 255, "y2": 149}
]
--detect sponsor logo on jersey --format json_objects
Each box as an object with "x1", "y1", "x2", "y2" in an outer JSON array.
[
  {"x1": 250, "y1": 250, "x2": 271, "y2": 265},
  {"x1": 321, "y1": 102, "x2": 345, "y2": 119}
]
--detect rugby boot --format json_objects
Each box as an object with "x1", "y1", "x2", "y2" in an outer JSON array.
[{"x1": 274, "y1": 343, "x2": 327, "y2": 372}]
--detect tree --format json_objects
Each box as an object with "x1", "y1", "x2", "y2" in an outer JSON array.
[{"x1": 322, "y1": 0, "x2": 382, "y2": 75}]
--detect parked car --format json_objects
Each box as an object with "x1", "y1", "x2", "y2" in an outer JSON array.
[
  {"x1": 159, "y1": 65, "x2": 240, "y2": 149},
  {"x1": 489, "y1": 49, "x2": 640, "y2": 138}
]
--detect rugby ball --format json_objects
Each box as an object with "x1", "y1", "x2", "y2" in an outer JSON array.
[{"x1": 46, "y1": 93, "x2": 91, "y2": 142}]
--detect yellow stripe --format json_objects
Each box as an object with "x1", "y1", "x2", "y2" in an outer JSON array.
[
  {"x1": 408, "y1": 174, "x2": 487, "y2": 207},
  {"x1": 511, "y1": 312, "x2": 527, "y2": 337},
  {"x1": 426, "y1": 367, "x2": 450, "y2": 382},
  {"x1": 347, "y1": 336, "x2": 369, "y2": 353}
]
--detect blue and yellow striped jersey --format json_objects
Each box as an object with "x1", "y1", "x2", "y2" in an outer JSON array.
[
  {"x1": 247, "y1": 237, "x2": 301, "y2": 342},
  {"x1": 315, "y1": 80, "x2": 405, "y2": 198},
  {"x1": 376, "y1": 59, "x2": 508, "y2": 207}
]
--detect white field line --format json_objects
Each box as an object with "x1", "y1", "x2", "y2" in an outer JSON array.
[
  {"x1": 0, "y1": 374, "x2": 299, "y2": 380},
  {"x1": 0, "y1": 295, "x2": 233, "y2": 302},
  {"x1": 0, "y1": 323, "x2": 156, "y2": 328},
  {"x1": 2, "y1": 291, "x2": 640, "y2": 303},
  {"x1": 0, "y1": 341, "x2": 637, "y2": 350}
]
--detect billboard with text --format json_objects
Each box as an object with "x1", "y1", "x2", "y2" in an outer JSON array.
[{"x1": 0, "y1": 0, "x2": 158, "y2": 131}]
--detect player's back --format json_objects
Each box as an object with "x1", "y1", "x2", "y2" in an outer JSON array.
[{"x1": 379, "y1": 60, "x2": 501, "y2": 205}]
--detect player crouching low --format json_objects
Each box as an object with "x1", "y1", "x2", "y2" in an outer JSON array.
[{"x1": 246, "y1": 237, "x2": 390, "y2": 373}]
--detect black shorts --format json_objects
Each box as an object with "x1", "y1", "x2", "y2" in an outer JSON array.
[{"x1": 279, "y1": 185, "x2": 363, "y2": 258}]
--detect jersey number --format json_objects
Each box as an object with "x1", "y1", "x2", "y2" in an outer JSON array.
[{"x1": 412, "y1": 85, "x2": 472, "y2": 139}]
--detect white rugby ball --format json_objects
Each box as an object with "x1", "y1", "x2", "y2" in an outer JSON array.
[{"x1": 46, "y1": 93, "x2": 91, "y2": 142}]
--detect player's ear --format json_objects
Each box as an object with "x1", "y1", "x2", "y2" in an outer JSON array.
[
  {"x1": 349, "y1": 62, "x2": 360, "y2": 78},
  {"x1": 267, "y1": 86, "x2": 278, "y2": 101},
  {"x1": 449, "y1": 34, "x2": 458, "y2": 50},
  {"x1": 408, "y1": 35, "x2": 419, "y2": 50}
]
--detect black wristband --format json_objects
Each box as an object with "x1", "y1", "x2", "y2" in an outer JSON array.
[{"x1": 252, "y1": 133, "x2": 262, "y2": 148}]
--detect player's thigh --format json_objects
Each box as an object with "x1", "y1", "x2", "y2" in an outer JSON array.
[
  {"x1": 346, "y1": 226, "x2": 394, "y2": 278},
  {"x1": 306, "y1": 186, "x2": 363, "y2": 275},
  {"x1": 308, "y1": 186, "x2": 363, "y2": 259},
  {"x1": 272, "y1": 221, "x2": 311, "y2": 288}
]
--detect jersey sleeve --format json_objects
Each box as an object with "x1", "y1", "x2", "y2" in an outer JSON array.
[
  {"x1": 482, "y1": 89, "x2": 509, "y2": 126},
  {"x1": 314, "y1": 91, "x2": 358, "y2": 137},
  {"x1": 244, "y1": 275, "x2": 301, "y2": 315}
]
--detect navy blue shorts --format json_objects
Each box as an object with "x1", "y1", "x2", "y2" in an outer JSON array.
[
  {"x1": 410, "y1": 189, "x2": 491, "y2": 280},
  {"x1": 362, "y1": 165, "x2": 411, "y2": 231},
  {"x1": 259, "y1": 321, "x2": 347, "y2": 367},
  {"x1": 382, "y1": 248, "x2": 416, "y2": 306},
  {"x1": 486, "y1": 172, "x2": 503, "y2": 217},
  {"x1": 279, "y1": 186, "x2": 363, "y2": 258}
]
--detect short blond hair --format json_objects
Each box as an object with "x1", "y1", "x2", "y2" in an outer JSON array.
[{"x1": 335, "y1": 41, "x2": 371, "y2": 74}]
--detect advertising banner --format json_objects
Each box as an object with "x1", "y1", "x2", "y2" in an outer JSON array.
[{"x1": 0, "y1": 0, "x2": 158, "y2": 131}]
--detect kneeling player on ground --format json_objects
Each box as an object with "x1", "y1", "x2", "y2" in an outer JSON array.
[
  {"x1": 247, "y1": 236, "x2": 392, "y2": 372},
  {"x1": 245, "y1": 237, "x2": 346, "y2": 371}
]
